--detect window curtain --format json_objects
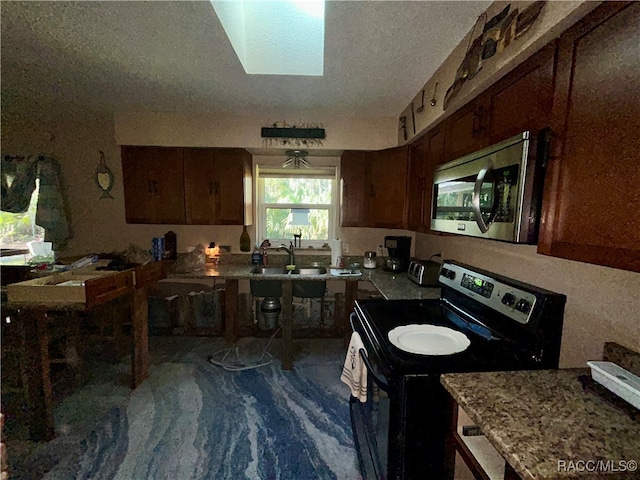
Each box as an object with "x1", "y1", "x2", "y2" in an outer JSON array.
[
  {"x1": 1, "y1": 155, "x2": 38, "y2": 213},
  {"x1": 1, "y1": 155, "x2": 71, "y2": 248}
]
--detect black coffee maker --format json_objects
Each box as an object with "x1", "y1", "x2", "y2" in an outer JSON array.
[{"x1": 383, "y1": 236, "x2": 412, "y2": 272}]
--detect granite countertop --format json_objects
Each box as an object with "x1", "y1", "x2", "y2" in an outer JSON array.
[
  {"x1": 441, "y1": 368, "x2": 640, "y2": 480},
  {"x1": 168, "y1": 264, "x2": 441, "y2": 301}
]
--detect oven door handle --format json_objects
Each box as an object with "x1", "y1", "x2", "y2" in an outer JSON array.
[{"x1": 358, "y1": 348, "x2": 389, "y2": 392}]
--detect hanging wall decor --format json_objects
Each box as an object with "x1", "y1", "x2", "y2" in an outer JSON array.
[
  {"x1": 95, "y1": 150, "x2": 114, "y2": 199},
  {"x1": 443, "y1": 1, "x2": 546, "y2": 110},
  {"x1": 261, "y1": 120, "x2": 325, "y2": 148}
]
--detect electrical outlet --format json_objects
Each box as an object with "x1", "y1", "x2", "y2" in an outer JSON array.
[{"x1": 343, "y1": 242, "x2": 350, "y2": 253}]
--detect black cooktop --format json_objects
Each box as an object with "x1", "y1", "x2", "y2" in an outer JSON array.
[{"x1": 353, "y1": 298, "x2": 526, "y2": 377}]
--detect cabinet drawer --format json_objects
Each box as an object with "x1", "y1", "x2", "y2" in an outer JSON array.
[{"x1": 85, "y1": 270, "x2": 135, "y2": 308}]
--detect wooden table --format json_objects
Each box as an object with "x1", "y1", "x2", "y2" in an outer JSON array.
[{"x1": 5, "y1": 261, "x2": 166, "y2": 441}]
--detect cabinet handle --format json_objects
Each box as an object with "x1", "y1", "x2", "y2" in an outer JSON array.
[
  {"x1": 472, "y1": 111, "x2": 480, "y2": 137},
  {"x1": 152, "y1": 180, "x2": 158, "y2": 194},
  {"x1": 148, "y1": 180, "x2": 152, "y2": 193},
  {"x1": 370, "y1": 184, "x2": 375, "y2": 198},
  {"x1": 214, "y1": 181, "x2": 219, "y2": 195},
  {"x1": 477, "y1": 105, "x2": 487, "y2": 134},
  {"x1": 209, "y1": 181, "x2": 214, "y2": 195}
]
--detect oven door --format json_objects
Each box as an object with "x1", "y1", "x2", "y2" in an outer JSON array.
[{"x1": 349, "y1": 348, "x2": 390, "y2": 480}]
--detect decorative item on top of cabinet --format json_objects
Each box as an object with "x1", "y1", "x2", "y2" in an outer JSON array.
[
  {"x1": 538, "y1": 1, "x2": 640, "y2": 273},
  {"x1": 121, "y1": 146, "x2": 185, "y2": 224},
  {"x1": 443, "y1": 1, "x2": 546, "y2": 112}
]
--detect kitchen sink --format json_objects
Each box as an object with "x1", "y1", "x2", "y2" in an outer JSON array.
[
  {"x1": 249, "y1": 265, "x2": 327, "y2": 298},
  {"x1": 250, "y1": 267, "x2": 288, "y2": 275},
  {"x1": 249, "y1": 266, "x2": 327, "y2": 276},
  {"x1": 292, "y1": 267, "x2": 327, "y2": 275}
]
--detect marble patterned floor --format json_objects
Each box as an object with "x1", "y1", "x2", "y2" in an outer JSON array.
[{"x1": 10, "y1": 338, "x2": 362, "y2": 480}]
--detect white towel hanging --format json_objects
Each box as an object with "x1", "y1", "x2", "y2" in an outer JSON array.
[{"x1": 340, "y1": 332, "x2": 368, "y2": 402}]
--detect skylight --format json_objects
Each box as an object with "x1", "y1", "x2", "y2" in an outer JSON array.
[{"x1": 211, "y1": 0, "x2": 325, "y2": 76}]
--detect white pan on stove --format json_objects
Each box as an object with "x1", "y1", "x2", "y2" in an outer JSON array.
[{"x1": 388, "y1": 324, "x2": 470, "y2": 355}]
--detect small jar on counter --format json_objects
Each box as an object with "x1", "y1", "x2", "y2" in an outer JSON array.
[{"x1": 363, "y1": 251, "x2": 377, "y2": 269}]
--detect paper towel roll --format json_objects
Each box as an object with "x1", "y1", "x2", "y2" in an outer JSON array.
[{"x1": 330, "y1": 239, "x2": 343, "y2": 267}]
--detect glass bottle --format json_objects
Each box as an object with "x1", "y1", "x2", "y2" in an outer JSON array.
[{"x1": 240, "y1": 225, "x2": 251, "y2": 252}]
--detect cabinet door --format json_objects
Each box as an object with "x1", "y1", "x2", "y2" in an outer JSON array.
[
  {"x1": 148, "y1": 147, "x2": 185, "y2": 224},
  {"x1": 340, "y1": 151, "x2": 369, "y2": 227},
  {"x1": 538, "y1": 2, "x2": 640, "y2": 272},
  {"x1": 184, "y1": 148, "x2": 252, "y2": 225},
  {"x1": 485, "y1": 43, "x2": 556, "y2": 143},
  {"x1": 422, "y1": 126, "x2": 445, "y2": 232},
  {"x1": 121, "y1": 146, "x2": 185, "y2": 224},
  {"x1": 407, "y1": 138, "x2": 426, "y2": 231},
  {"x1": 213, "y1": 148, "x2": 251, "y2": 225},
  {"x1": 443, "y1": 98, "x2": 487, "y2": 162},
  {"x1": 122, "y1": 146, "x2": 155, "y2": 223},
  {"x1": 184, "y1": 148, "x2": 216, "y2": 225},
  {"x1": 369, "y1": 146, "x2": 408, "y2": 229}
]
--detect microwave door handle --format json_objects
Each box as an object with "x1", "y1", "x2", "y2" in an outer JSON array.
[{"x1": 473, "y1": 165, "x2": 493, "y2": 233}]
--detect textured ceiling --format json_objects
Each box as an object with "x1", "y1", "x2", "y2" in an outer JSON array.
[{"x1": 1, "y1": 1, "x2": 491, "y2": 117}]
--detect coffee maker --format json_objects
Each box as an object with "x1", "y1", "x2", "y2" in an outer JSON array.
[{"x1": 383, "y1": 236, "x2": 412, "y2": 272}]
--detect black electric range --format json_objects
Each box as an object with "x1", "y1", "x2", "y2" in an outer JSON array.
[{"x1": 348, "y1": 260, "x2": 566, "y2": 480}]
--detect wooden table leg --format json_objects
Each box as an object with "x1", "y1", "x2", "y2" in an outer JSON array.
[
  {"x1": 20, "y1": 308, "x2": 55, "y2": 441},
  {"x1": 224, "y1": 279, "x2": 239, "y2": 344},
  {"x1": 131, "y1": 289, "x2": 149, "y2": 388},
  {"x1": 281, "y1": 280, "x2": 293, "y2": 370}
]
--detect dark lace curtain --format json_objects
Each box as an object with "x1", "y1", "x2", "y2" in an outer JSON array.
[{"x1": 1, "y1": 155, "x2": 71, "y2": 248}]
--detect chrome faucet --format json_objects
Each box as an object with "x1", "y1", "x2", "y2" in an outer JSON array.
[{"x1": 278, "y1": 242, "x2": 295, "y2": 266}]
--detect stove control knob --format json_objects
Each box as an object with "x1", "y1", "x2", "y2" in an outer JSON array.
[
  {"x1": 515, "y1": 299, "x2": 531, "y2": 313},
  {"x1": 445, "y1": 269, "x2": 456, "y2": 280},
  {"x1": 502, "y1": 293, "x2": 516, "y2": 307}
]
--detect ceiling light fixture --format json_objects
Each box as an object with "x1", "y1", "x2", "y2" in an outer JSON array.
[
  {"x1": 283, "y1": 150, "x2": 309, "y2": 169},
  {"x1": 210, "y1": 0, "x2": 325, "y2": 76}
]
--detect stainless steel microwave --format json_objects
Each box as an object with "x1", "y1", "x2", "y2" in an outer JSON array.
[{"x1": 431, "y1": 130, "x2": 548, "y2": 243}]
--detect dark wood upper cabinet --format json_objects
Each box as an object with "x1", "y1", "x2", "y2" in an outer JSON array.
[
  {"x1": 443, "y1": 97, "x2": 486, "y2": 163},
  {"x1": 340, "y1": 150, "x2": 368, "y2": 227},
  {"x1": 183, "y1": 148, "x2": 252, "y2": 225},
  {"x1": 122, "y1": 146, "x2": 252, "y2": 225},
  {"x1": 443, "y1": 43, "x2": 557, "y2": 164},
  {"x1": 485, "y1": 43, "x2": 556, "y2": 144},
  {"x1": 183, "y1": 148, "x2": 216, "y2": 225},
  {"x1": 422, "y1": 126, "x2": 445, "y2": 231},
  {"x1": 407, "y1": 138, "x2": 426, "y2": 231},
  {"x1": 341, "y1": 146, "x2": 408, "y2": 229},
  {"x1": 121, "y1": 146, "x2": 185, "y2": 224},
  {"x1": 407, "y1": 125, "x2": 444, "y2": 232},
  {"x1": 538, "y1": 1, "x2": 640, "y2": 272},
  {"x1": 369, "y1": 146, "x2": 408, "y2": 229}
]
